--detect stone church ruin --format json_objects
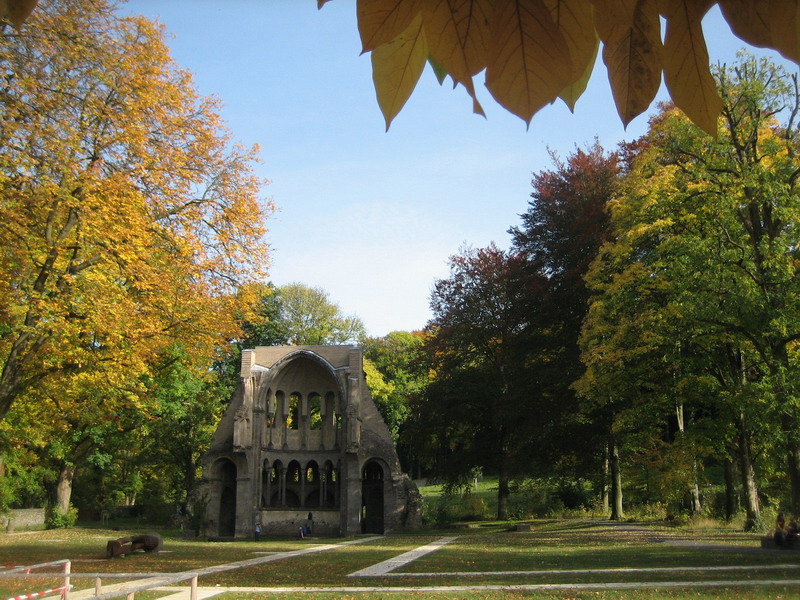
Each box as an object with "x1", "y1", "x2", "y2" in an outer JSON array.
[{"x1": 198, "y1": 345, "x2": 421, "y2": 537}]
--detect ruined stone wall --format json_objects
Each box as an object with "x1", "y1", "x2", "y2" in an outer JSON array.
[{"x1": 256, "y1": 509, "x2": 339, "y2": 536}]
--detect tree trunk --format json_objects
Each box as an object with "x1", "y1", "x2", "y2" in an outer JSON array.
[
  {"x1": 497, "y1": 463, "x2": 510, "y2": 520},
  {"x1": 601, "y1": 445, "x2": 609, "y2": 513},
  {"x1": 786, "y1": 438, "x2": 800, "y2": 515},
  {"x1": 54, "y1": 463, "x2": 76, "y2": 515},
  {"x1": 782, "y1": 415, "x2": 800, "y2": 515},
  {"x1": 723, "y1": 455, "x2": 737, "y2": 521},
  {"x1": 768, "y1": 347, "x2": 800, "y2": 514},
  {"x1": 675, "y1": 402, "x2": 701, "y2": 514},
  {"x1": 736, "y1": 413, "x2": 761, "y2": 530},
  {"x1": 609, "y1": 436, "x2": 624, "y2": 520}
]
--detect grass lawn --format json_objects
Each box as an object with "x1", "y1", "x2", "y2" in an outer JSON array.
[{"x1": 1, "y1": 520, "x2": 799, "y2": 599}]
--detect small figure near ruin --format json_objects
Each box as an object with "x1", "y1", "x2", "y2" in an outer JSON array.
[
  {"x1": 105, "y1": 533, "x2": 163, "y2": 558},
  {"x1": 774, "y1": 512, "x2": 787, "y2": 548}
]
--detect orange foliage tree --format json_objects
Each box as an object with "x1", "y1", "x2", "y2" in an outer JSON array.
[{"x1": 0, "y1": 0, "x2": 272, "y2": 425}]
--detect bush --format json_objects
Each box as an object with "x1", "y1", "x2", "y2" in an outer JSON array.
[
  {"x1": 45, "y1": 506, "x2": 78, "y2": 529},
  {"x1": 459, "y1": 495, "x2": 490, "y2": 520},
  {"x1": 422, "y1": 497, "x2": 456, "y2": 527}
]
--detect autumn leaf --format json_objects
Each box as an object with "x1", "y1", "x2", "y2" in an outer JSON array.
[
  {"x1": 422, "y1": 0, "x2": 493, "y2": 84},
  {"x1": 595, "y1": 0, "x2": 663, "y2": 127},
  {"x1": 559, "y1": 39, "x2": 598, "y2": 111},
  {"x1": 545, "y1": 0, "x2": 599, "y2": 111},
  {"x1": 767, "y1": 0, "x2": 800, "y2": 63},
  {"x1": 717, "y1": 0, "x2": 773, "y2": 49},
  {"x1": 372, "y1": 12, "x2": 428, "y2": 129},
  {"x1": 0, "y1": 0, "x2": 38, "y2": 28},
  {"x1": 422, "y1": 0, "x2": 492, "y2": 112},
  {"x1": 486, "y1": 0, "x2": 574, "y2": 125},
  {"x1": 358, "y1": 0, "x2": 423, "y2": 52},
  {"x1": 662, "y1": 0, "x2": 723, "y2": 136}
]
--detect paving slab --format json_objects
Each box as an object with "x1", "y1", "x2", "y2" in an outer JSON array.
[
  {"x1": 150, "y1": 579, "x2": 800, "y2": 595},
  {"x1": 348, "y1": 537, "x2": 458, "y2": 577}
]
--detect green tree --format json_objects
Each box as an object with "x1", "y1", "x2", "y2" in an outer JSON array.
[
  {"x1": 136, "y1": 349, "x2": 227, "y2": 513},
  {"x1": 579, "y1": 53, "x2": 800, "y2": 522},
  {"x1": 363, "y1": 331, "x2": 424, "y2": 438},
  {"x1": 275, "y1": 283, "x2": 366, "y2": 345}
]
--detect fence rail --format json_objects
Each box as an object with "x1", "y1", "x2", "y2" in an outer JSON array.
[
  {"x1": 1, "y1": 566, "x2": 200, "y2": 600},
  {"x1": 0, "y1": 560, "x2": 70, "y2": 600},
  {"x1": 88, "y1": 572, "x2": 199, "y2": 600}
]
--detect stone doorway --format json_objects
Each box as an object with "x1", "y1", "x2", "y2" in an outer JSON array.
[
  {"x1": 361, "y1": 460, "x2": 384, "y2": 534},
  {"x1": 218, "y1": 460, "x2": 237, "y2": 537}
]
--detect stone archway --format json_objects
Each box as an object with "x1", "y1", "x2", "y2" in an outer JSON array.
[
  {"x1": 361, "y1": 460, "x2": 384, "y2": 534},
  {"x1": 218, "y1": 460, "x2": 237, "y2": 537}
]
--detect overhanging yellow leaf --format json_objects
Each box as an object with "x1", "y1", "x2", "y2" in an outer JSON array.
[
  {"x1": 592, "y1": 0, "x2": 636, "y2": 36},
  {"x1": 662, "y1": 0, "x2": 723, "y2": 136},
  {"x1": 718, "y1": 0, "x2": 772, "y2": 48},
  {"x1": 767, "y1": 0, "x2": 800, "y2": 63},
  {"x1": 422, "y1": 0, "x2": 492, "y2": 117},
  {"x1": 422, "y1": 0, "x2": 493, "y2": 83},
  {"x1": 358, "y1": 0, "x2": 423, "y2": 53},
  {"x1": 462, "y1": 76, "x2": 487, "y2": 116},
  {"x1": 560, "y1": 36, "x2": 599, "y2": 111},
  {"x1": 545, "y1": 0, "x2": 598, "y2": 111},
  {"x1": 596, "y1": 0, "x2": 663, "y2": 127},
  {"x1": 429, "y1": 55, "x2": 448, "y2": 84},
  {"x1": 371, "y1": 12, "x2": 428, "y2": 129},
  {"x1": 486, "y1": 0, "x2": 574, "y2": 125},
  {"x1": 1, "y1": 0, "x2": 38, "y2": 28}
]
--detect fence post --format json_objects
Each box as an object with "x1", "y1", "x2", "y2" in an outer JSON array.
[
  {"x1": 62, "y1": 560, "x2": 70, "y2": 599},
  {"x1": 190, "y1": 574, "x2": 198, "y2": 600},
  {"x1": 95, "y1": 576, "x2": 102, "y2": 596}
]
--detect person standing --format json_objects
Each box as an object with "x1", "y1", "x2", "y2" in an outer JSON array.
[{"x1": 774, "y1": 513, "x2": 787, "y2": 547}]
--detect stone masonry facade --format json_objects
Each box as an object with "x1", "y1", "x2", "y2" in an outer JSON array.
[{"x1": 198, "y1": 345, "x2": 421, "y2": 537}]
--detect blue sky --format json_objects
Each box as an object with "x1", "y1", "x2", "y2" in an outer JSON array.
[{"x1": 123, "y1": 1, "x2": 795, "y2": 337}]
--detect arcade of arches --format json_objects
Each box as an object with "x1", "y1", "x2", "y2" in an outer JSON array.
[{"x1": 199, "y1": 345, "x2": 421, "y2": 537}]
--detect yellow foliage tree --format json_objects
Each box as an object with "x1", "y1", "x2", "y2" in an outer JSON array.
[{"x1": 0, "y1": 0, "x2": 272, "y2": 423}]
